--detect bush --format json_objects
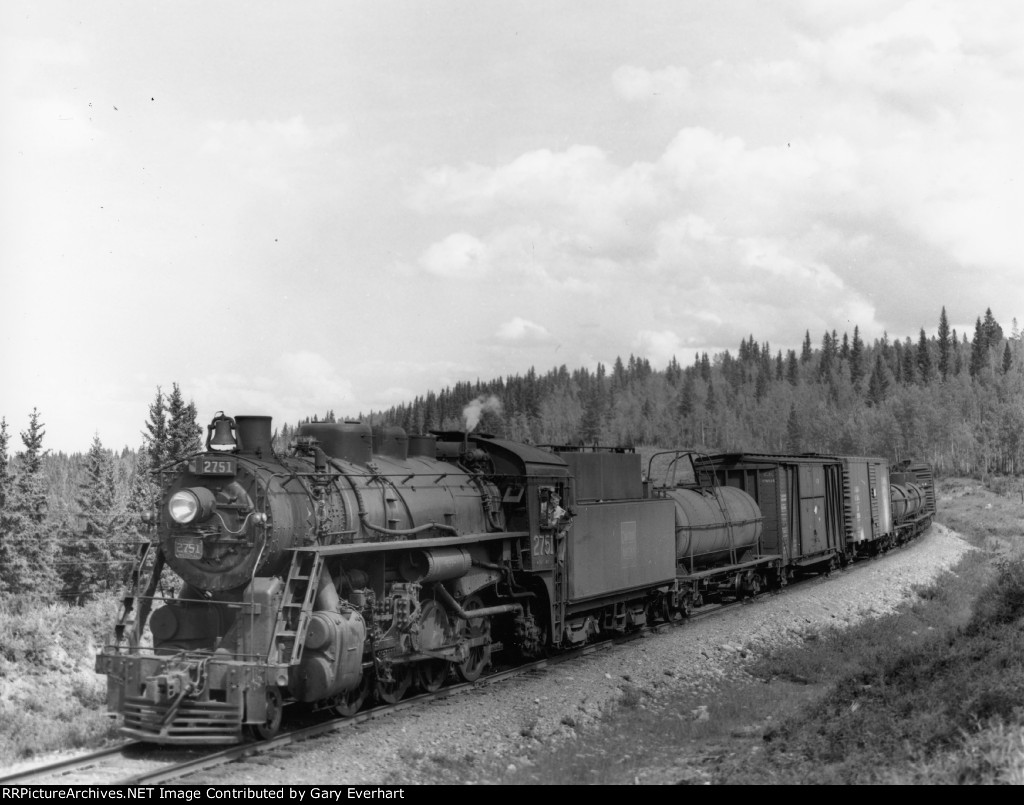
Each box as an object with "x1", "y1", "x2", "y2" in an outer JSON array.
[{"x1": 968, "y1": 556, "x2": 1024, "y2": 632}]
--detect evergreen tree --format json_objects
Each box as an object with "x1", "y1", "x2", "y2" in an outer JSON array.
[
  {"x1": 1002, "y1": 341, "x2": 1012, "y2": 374},
  {"x1": 580, "y1": 369, "x2": 606, "y2": 444},
  {"x1": 0, "y1": 409, "x2": 59, "y2": 598},
  {"x1": 677, "y1": 373, "x2": 695, "y2": 417},
  {"x1": 850, "y1": 327, "x2": 865, "y2": 388},
  {"x1": 0, "y1": 418, "x2": 9, "y2": 512},
  {"x1": 901, "y1": 337, "x2": 917, "y2": 384},
  {"x1": 916, "y1": 328, "x2": 932, "y2": 383},
  {"x1": 665, "y1": 355, "x2": 682, "y2": 386},
  {"x1": 969, "y1": 317, "x2": 988, "y2": 378},
  {"x1": 982, "y1": 308, "x2": 1003, "y2": 344},
  {"x1": 866, "y1": 355, "x2": 890, "y2": 406},
  {"x1": 937, "y1": 306, "x2": 951, "y2": 381},
  {"x1": 165, "y1": 383, "x2": 202, "y2": 463},
  {"x1": 63, "y1": 435, "x2": 125, "y2": 600},
  {"x1": 800, "y1": 330, "x2": 813, "y2": 363},
  {"x1": 786, "y1": 350, "x2": 799, "y2": 386},
  {"x1": 143, "y1": 386, "x2": 168, "y2": 471}
]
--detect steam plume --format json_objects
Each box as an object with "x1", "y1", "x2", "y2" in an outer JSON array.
[{"x1": 463, "y1": 394, "x2": 503, "y2": 432}]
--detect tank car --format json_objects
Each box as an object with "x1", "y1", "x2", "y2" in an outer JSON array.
[
  {"x1": 889, "y1": 460, "x2": 936, "y2": 541},
  {"x1": 633, "y1": 450, "x2": 773, "y2": 613}
]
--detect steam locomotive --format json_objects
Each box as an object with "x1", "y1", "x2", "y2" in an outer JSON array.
[{"x1": 95, "y1": 412, "x2": 935, "y2": 744}]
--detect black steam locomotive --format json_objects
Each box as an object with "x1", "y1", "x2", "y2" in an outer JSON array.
[{"x1": 95, "y1": 412, "x2": 935, "y2": 743}]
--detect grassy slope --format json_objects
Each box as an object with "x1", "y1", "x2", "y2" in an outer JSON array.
[{"x1": 0, "y1": 598, "x2": 121, "y2": 767}]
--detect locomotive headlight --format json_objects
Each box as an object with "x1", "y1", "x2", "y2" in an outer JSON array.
[{"x1": 168, "y1": 487, "x2": 217, "y2": 524}]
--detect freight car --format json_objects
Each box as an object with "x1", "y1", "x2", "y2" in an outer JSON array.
[
  {"x1": 697, "y1": 453, "x2": 877, "y2": 574},
  {"x1": 95, "y1": 413, "x2": 935, "y2": 744}
]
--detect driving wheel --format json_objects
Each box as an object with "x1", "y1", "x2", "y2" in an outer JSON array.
[
  {"x1": 415, "y1": 659, "x2": 449, "y2": 693},
  {"x1": 331, "y1": 675, "x2": 370, "y2": 717},
  {"x1": 455, "y1": 595, "x2": 489, "y2": 682},
  {"x1": 376, "y1": 664, "x2": 411, "y2": 705}
]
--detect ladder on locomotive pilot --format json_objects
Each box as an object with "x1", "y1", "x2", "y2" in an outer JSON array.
[{"x1": 270, "y1": 550, "x2": 325, "y2": 664}]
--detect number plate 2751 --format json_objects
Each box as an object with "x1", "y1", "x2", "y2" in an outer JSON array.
[
  {"x1": 189, "y1": 456, "x2": 237, "y2": 475},
  {"x1": 174, "y1": 538, "x2": 203, "y2": 559}
]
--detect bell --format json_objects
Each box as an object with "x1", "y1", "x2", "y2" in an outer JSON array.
[{"x1": 207, "y1": 412, "x2": 238, "y2": 451}]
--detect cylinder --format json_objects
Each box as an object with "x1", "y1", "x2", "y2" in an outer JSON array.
[
  {"x1": 666, "y1": 486, "x2": 763, "y2": 565},
  {"x1": 891, "y1": 482, "x2": 923, "y2": 520},
  {"x1": 399, "y1": 547, "x2": 473, "y2": 582}
]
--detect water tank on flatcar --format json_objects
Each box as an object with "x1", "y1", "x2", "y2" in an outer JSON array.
[
  {"x1": 664, "y1": 486, "x2": 763, "y2": 569},
  {"x1": 890, "y1": 472, "x2": 925, "y2": 520}
]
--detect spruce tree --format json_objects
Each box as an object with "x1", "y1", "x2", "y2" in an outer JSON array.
[
  {"x1": 699, "y1": 353, "x2": 711, "y2": 381},
  {"x1": 0, "y1": 410, "x2": 59, "y2": 598},
  {"x1": 917, "y1": 328, "x2": 932, "y2": 383},
  {"x1": 982, "y1": 308, "x2": 1003, "y2": 344},
  {"x1": 63, "y1": 435, "x2": 126, "y2": 599},
  {"x1": 0, "y1": 418, "x2": 9, "y2": 511},
  {"x1": 1002, "y1": 342, "x2": 1012, "y2": 374},
  {"x1": 969, "y1": 317, "x2": 987, "y2": 378},
  {"x1": 786, "y1": 350, "x2": 799, "y2": 386},
  {"x1": 165, "y1": 383, "x2": 202, "y2": 464},
  {"x1": 143, "y1": 386, "x2": 168, "y2": 471},
  {"x1": 902, "y1": 337, "x2": 917, "y2": 384},
  {"x1": 866, "y1": 355, "x2": 890, "y2": 406},
  {"x1": 677, "y1": 374, "x2": 695, "y2": 417},
  {"x1": 818, "y1": 331, "x2": 834, "y2": 380},
  {"x1": 937, "y1": 307, "x2": 951, "y2": 381},
  {"x1": 800, "y1": 331, "x2": 812, "y2": 363},
  {"x1": 850, "y1": 327, "x2": 865, "y2": 388}
]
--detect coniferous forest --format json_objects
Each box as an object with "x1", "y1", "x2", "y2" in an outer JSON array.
[{"x1": 0, "y1": 306, "x2": 1021, "y2": 603}]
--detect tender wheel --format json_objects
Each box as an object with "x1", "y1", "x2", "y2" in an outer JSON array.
[
  {"x1": 331, "y1": 675, "x2": 369, "y2": 717},
  {"x1": 248, "y1": 687, "x2": 283, "y2": 741},
  {"x1": 748, "y1": 573, "x2": 762, "y2": 597},
  {"x1": 376, "y1": 664, "x2": 411, "y2": 705},
  {"x1": 456, "y1": 595, "x2": 489, "y2": 683},
  {"x1": 661, "y1": 596, "x2": 683, "y2": 623},
  {"x1": 415, "y1": 659, "x2": 449, "y2": 693}
]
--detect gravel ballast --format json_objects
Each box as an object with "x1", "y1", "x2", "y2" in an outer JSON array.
[{"x1": 184, "y1": 522, "x2": 972, "y2": 786}]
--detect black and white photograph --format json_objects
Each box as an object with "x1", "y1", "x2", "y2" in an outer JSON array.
[{"x1": 1, "y1": 0, "x2": 1022, "y2": 787}]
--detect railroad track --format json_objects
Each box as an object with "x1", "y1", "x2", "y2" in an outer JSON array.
[{"x1": 0, "y1": 550, "x2": 892, "y2": 786}]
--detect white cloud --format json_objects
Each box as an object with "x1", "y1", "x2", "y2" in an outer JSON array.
[
  {"x1": 632, "y1": 330, "x2": 685, "y2": 368},
  {"x1": 417, "y1": 232, "x2": 490, "y2": 278},
  {"x1": 496, "y1": 317, "x2": 551, "y2": 343}
]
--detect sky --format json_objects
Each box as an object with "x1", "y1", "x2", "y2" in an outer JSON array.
[{"x1": 2, "y1": 1, "x2": 1022, "y2": 455}]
